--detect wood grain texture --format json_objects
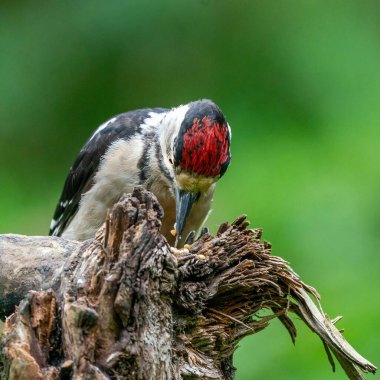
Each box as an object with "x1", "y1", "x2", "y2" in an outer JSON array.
[{"x1": 0, "y1": 188, "x2": 376, "y2": 379}]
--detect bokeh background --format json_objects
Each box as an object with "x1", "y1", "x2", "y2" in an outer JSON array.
[{"x1": 1, "y1": 1, "x2": 379, "y2": 378}]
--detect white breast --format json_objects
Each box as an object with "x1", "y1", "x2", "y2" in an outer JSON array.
[{"x1": 62, "y1": 138, "x2": 144, "y2": 240}]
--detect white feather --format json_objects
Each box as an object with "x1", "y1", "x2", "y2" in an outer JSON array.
[{"x1": 62, "y1": 137, "x2": 144, "y2": 240}]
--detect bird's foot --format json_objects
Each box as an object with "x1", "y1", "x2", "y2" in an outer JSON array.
[
  {"x1": 172, "y1": 227, "x2": 210, "y2": 253},
  {"x1": 199, "y1": 226, "x2": 209, "y2": 238},
  {"x1": 185, "y1": 227, "x2": 209, "y2": 245},
  {"x1": 184, "y1": 227, "x2": 210, "y2": 248},
  {"x1": 184, "y1": 230, "x2": 196, "y2": 245}
]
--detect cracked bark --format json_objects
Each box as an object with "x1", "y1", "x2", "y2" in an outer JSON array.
[{"x1": 0, "y1": 187, "x2": 376, "y2": 379}]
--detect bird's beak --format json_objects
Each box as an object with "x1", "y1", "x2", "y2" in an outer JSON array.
[{"x1": 175, "y1": 189, "x2": 199, "y2": 247}]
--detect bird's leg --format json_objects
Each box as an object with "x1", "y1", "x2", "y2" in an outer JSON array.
[
  {"x1": 199, "y1": 226, "x2": 209, "y2": 238},
  {"x1": 173, "y1": 226, "x2": 210, "y2": 249},
  {"x1": 184, "y1": 230, "x2": 196, "y2": 245},
  {"x1": 183, "y1": 227, "x2": 209, "y2": 248}
]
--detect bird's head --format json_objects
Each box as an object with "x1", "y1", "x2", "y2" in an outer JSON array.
[{"x1": 162, "y1": 99, "x2": 231, "y2": 245}]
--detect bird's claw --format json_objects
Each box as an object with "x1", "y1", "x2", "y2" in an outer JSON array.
[
  {"x1": 184, "y1": 230, "x2": 196, "y2": 245},
  {"x1": 199, "y1": 226, "x2": 209, "y2": 237},
  {"x1": 177, "y1": 227, "x2": 209, "y2": 249}
]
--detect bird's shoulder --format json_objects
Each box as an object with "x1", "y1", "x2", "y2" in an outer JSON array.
[
  {"x1": 90, "y1": 108, "x2": 168, "y2": 142},
  {"x1": 49, "y1": 107, "x2": 168, "y2": 236}
]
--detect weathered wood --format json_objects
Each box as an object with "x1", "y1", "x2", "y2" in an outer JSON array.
[
  {"x1": 0, "y1": 187, "x2": 377, "y2": 379},
  {"x1": 0, "y1": 234, "x2": 82, "y2": 319}
]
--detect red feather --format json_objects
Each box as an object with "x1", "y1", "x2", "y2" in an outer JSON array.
[{"x1": 180, "y1": 117, "x2": 229, "y2": 177}]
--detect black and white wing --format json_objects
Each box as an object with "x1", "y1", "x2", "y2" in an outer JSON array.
[{"x1": 49, "y1": 108, "x2": 167, "y2": 236}]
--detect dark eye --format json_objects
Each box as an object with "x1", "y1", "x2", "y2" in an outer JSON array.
[{"x1": 169, "y1": 157, "x2": 173, "y2": 165}]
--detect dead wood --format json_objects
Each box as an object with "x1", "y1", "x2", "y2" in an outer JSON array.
[{"x1": 0, "y1": 187, "x2": 376, "y2": 379}]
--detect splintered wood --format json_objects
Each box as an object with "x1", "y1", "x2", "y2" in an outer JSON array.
[{"x1": 0, "y1": 187, "x2": 376, "y2": 380}]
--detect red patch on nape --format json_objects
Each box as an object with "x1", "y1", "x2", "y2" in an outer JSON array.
[{"x1": 180, "y1": 116, "x2": 229, "y2": 177}]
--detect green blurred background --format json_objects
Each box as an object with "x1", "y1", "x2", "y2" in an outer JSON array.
[{"x1": 1, "y1": 1, "x2": 379, "y2": 378}]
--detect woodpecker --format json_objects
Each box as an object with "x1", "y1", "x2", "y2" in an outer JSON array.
[{"x1": 49, "y1": 99, "x2": 231, "y2": 247}]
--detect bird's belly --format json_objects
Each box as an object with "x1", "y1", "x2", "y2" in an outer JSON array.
[
  {"x1": 148, "y1": 180, "x2": 176, "y2": 246},
  {"x1": 158, "y1": 195, "x2": 176, "y2": 247},
  {"x1": 149, "y1": 182, "x2": 213, "y2": 247}
]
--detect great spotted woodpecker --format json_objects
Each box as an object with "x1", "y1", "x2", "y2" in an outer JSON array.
[{"x1": 49, "y1": 99, "x2": 231, "y2": 247}]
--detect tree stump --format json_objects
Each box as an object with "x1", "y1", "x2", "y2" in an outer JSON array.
[{"x1": 0, "y1": 187, "x2": 376, "y2": 379}]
